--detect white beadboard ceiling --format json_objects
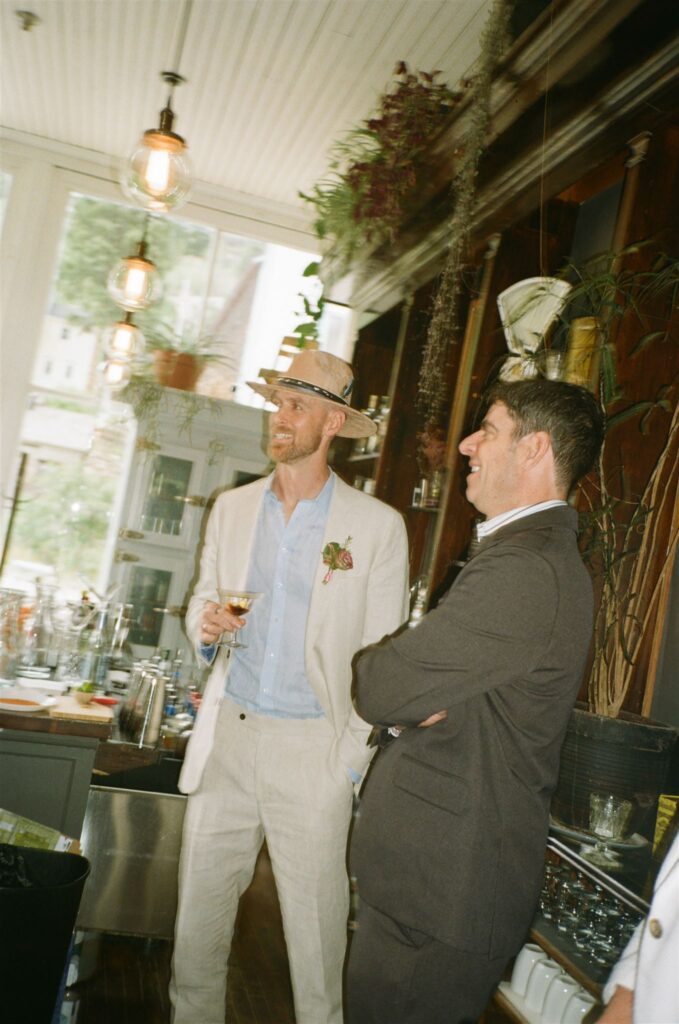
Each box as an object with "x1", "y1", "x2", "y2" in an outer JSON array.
[{"x1": 0, "y1": 0, "x2": 490, "y2": 221}]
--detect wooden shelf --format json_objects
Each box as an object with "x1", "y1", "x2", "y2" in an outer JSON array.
[{"x1": 347, "y1": 452, "x2": 380, "y2": 463}]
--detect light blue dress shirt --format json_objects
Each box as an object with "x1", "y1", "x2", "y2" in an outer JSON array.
[
  {"x1": 203, "y1": 473, "x2": 335, "y2": 718},
  {"x1": 199, "y1": 472, "x2": 362, "y2": 780}
]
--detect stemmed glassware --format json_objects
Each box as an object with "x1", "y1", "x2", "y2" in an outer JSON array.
[
  {"x1": 582, "y1": 792, "x2": 634, "y2": 868},
  {"x1": 216, "y1": 589, "x2": 261, "y2": 649}
]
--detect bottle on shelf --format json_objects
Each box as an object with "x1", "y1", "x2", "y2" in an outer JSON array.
[{"x1": 368, "y1": 395, "x2": 390, "y2": 455}]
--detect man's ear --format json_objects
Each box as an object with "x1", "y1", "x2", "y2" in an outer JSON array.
[
  {"x1": 324, "y1": 408, "x2": 346, "y2": 439},
  {"x1": 519, "y1": 430, "x2": 552, "y2": 468}
]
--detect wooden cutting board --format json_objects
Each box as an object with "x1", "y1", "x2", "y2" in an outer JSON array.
[{"x1": 49, "y1": 695, "x2": 114, "y2": 724}]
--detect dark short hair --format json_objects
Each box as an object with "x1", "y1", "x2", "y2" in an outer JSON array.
[{"x1": 484, "y1": 379, "x2": 605, "y2": 491}]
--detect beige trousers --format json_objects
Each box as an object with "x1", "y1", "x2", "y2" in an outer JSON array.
[{"x1": 170, "y1": 698, "x2": 354, "y2": 1024}]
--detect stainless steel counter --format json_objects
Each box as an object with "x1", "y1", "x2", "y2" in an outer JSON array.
[{"x1": 77, "y1": 761, "x2": 186, "y2": 938}]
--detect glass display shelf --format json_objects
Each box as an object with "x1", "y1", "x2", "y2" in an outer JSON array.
[{"x1": 530, "y1": 833, "x2": 650, "y2": 998}]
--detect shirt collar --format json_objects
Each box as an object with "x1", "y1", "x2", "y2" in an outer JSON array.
[
  {"x1": 266, "y1": 469, "x2": 335, "y2": 508},
  {"x1": 476, "y1": 499, "x2": 568, "y2": 539}
]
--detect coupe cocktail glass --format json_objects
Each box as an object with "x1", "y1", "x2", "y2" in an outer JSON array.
[{"x1": 216, "y1": 589, "x2": 261, "y2": 649}]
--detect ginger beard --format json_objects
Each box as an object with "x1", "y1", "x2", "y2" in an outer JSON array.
[{"x1": 267, "y1": 395, "x2": 331, "y2": 465}]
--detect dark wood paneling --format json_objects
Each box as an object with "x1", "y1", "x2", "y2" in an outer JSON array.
[
  {"x1": 589, "y1": 122, "x2": 679, "y2": 714},
  {"x1": 431, "y1": 203, "x2": 580, "y2": 592}
]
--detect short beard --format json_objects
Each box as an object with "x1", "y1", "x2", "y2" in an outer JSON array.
[{"x1": 268, "y1": 434, "x2": 323, "y2": 465}]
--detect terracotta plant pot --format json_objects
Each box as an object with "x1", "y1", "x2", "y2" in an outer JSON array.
[
  {"x1": 169, "y1": 352, "x2": 202, "y2": 391},
  {"x1": 151, "y1": 350, "x2": 202, "y2": 391},
  {"x1": 151, "y1": 349, "x2": 177, "y2": 387}
]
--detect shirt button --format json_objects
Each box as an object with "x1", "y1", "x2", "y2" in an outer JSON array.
[
  {"x1": 648, "y1": 918, "x2": 663, "y2": 939},
  {"x1": 239, "y1": 712, "x2": 246, "y2": 721}
]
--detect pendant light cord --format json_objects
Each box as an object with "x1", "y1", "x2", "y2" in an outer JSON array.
[
  {"x1": 538, "y1": 4, "x2": 554, "y2": 276},
  {"x1": 171, "y1": 0, "x2": 193, "y2": 76}
]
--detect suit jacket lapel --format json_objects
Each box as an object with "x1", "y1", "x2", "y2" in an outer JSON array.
[{"x1": 225, "y1": 476, "x2": 269, "y2": 591}]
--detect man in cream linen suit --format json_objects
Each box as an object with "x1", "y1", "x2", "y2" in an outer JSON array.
[{"x1": 170, "y1": 351, "x2": 410, "y2": 1024}]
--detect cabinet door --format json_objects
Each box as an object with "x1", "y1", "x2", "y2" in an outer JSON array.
[
  {"x1": 109, "y1": 546, "x2": 195, "y2": 657},
  {"x1": 121, "y1": 443, "x2": 210, "y2": 551}
]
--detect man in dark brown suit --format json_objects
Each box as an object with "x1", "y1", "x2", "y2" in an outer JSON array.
[{"x1": 346, "y1": 379, "x2": 605, "y2": 1024}]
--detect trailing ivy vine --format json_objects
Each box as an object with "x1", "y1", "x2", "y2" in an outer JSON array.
[{"x1": 417, "y1": 0, "x2": 514, "y2": 426}]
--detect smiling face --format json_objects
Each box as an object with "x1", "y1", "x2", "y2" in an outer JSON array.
[
  {"x1": 458, "y1": 402, "x2": 527, "y2": 517},
  {"x1": 267, "y1": 390, "x2": 337, "y2": 465}
]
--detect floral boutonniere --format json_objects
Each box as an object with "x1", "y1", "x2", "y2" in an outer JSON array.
[{"x1": 322, "y1": 536, "x2": 353, "y2": 584}]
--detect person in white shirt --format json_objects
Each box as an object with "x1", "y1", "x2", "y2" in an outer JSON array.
[{"x1": 599, "y1": 826, "x2": 679, "y2": 1024}]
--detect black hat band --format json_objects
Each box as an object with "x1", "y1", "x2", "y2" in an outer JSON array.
[{"x1": 274, "y1": 377, "x2": 351, "y2": 407}]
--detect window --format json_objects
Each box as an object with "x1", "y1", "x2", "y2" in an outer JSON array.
[{"x1": 1, "y1": 189, "x2": 317, "y2": 599}]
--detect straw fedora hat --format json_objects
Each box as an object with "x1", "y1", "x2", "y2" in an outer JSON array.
[{"x1": 247, "y1": 351, "x2": 376, "y2": 439}]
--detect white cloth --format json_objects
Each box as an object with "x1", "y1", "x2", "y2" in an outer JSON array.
[{"x1": 602, "y1": 829, "x2": 679, "y2": 1023}]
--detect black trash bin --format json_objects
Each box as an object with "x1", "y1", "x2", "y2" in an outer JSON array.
[{"x1": 0, "y1": 844, "x2": 90, "y2": 1024}]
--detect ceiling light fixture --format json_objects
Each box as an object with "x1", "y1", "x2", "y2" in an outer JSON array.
[
  {"x1": 107, "y1": 220, "x2": 161, "y2": 312},
  {"x1": 103, "y1": 312, "x2": 145, "y2": 359},
  {"x1": 99, "y1": 356, "x2": 134, "y2": 392},
  {"x1": 120, "y1": 1, "x2": 194, "y2": 213},
  {"x1": 15, "y1": 10, "x2": 41, "y2": 31}
]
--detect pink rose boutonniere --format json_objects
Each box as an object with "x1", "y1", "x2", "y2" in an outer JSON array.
[{"x1": 322, "y1": 536, "x2": 353, "y2": 584}]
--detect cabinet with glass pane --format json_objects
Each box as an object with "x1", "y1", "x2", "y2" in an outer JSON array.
[
  {"x1": 122, "y1": 442, "x2": 210, "y2": 551},
  {"x1": 107, "y1": 389, "x2": 271, "y2": 658}
]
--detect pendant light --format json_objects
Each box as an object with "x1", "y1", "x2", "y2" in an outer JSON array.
[
  {"x1": 99, "y1": 356, "x2": 134, "y2": 391},
  {"x1": 107, "y1": 219, "x2": 161, "y2": 312},
  {"x1": 103, "y1": 312, "x2": 145, "y2": 359},
  {"x1": 120, "y1": 1, "x2": 194, "y2": 213}
]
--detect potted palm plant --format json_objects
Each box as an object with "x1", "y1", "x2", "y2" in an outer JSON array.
[{"x1": 548, "y1": 246, "x2": 679, "y2": 842}]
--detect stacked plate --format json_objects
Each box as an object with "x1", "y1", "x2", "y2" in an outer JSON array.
[{"x1": 0, "y1": 686, "x2": 56, "y2": 712}]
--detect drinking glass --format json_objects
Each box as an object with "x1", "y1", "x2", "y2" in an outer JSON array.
[
  {"x1": 216, "y1": 590, "x2": 261, "y2": 649},
  {"x1": 582, "y1": 792, "x2": 633, "y2": 867}
]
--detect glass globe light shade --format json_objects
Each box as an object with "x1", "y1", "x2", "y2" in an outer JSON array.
[
  {"x1": 100, "y1": 357, "x2": 133, "y2": 392},
  {"x1": 121, "y1": 129, "x2": 192, "y2": 213},
  {"x1": 104, "y1": 318, "x2": 145, "y2": 359},
  {"x1": 107, "y1": 253, "x2": 160, "y2": 312}
]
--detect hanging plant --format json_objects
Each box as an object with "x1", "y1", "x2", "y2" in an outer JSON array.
[
  {"x1": 289, "y1": 261, "x2": 326, "y2": 347},
  {"x1": 417, "y1": 0, "x2": 514, "y2": 426},
  {"x1": 300, "y1": 63, "x2": 462, "y2": 268}
]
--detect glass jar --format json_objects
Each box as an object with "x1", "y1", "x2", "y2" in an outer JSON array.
[{"x1": 0, "y1": 588, "x2": 24, "y2": 679}]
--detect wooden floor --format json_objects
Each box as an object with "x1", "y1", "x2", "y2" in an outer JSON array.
[{"x1": 69, "y1": 846, "x2": 295, "y2": 1024}]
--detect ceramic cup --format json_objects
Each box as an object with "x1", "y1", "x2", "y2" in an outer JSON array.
[
  {"x1": 511, "y1": 943, "x2": 548, "y2": 997},
  {"x1": 561, "y1": 990, "x2": 597, "y2": 1023},
  {"x1": 525, "y1": 959, "x2": 561, "y2": 1013},
  {"x1": 541, "y1": 972, "x2": 581, "y2": 1022}
]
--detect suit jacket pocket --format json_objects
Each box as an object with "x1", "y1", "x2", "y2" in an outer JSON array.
[{"x1": 393, "y1": 754, "x2": 468, "y2": 816}]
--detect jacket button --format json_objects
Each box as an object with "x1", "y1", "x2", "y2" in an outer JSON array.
[
  {"x1": 239, "y1": 712, "x2": 246, "y2": 720},
  {"x1": 648, "y1": 918, "x2": 662, "y2": 939}
]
